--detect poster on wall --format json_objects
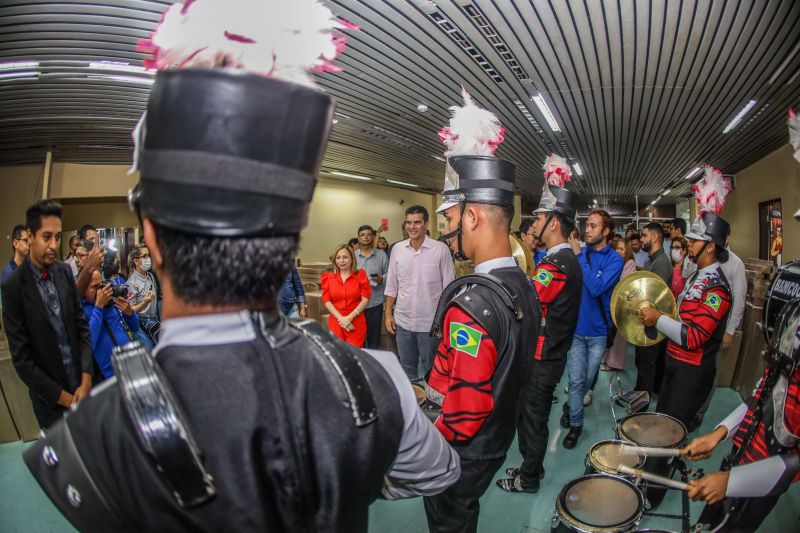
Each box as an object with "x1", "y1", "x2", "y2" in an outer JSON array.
[{"x1": 769, "y1": 203, "x2": 782, "y2": 266}]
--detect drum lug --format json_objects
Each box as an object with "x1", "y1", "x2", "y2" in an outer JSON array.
[{"x1": 687, "y1": 467, "x2": 704, "y2": 481}]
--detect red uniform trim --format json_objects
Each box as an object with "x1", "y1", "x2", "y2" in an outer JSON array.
[
  {"x1": 667, "y1": 287, "x2": 731, "y2": 366},
  {"x1": 530, "y1": 262, "x2": 567, "y2": 361}
]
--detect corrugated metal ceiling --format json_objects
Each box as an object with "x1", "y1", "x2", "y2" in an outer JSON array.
[{"x1": 1, "y1": 0, "x2": 799, "y2": 213}]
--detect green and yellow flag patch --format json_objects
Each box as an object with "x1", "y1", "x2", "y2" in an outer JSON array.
[
  {"x1": 533, "y1": 268, "x2": 553, "y2": 287},
  {"x1": 450, "y1": 322, "x2": 482, "y2": 357},
  {"x1": 703, "y1": 292, "x2": 722, "y2": 312}
]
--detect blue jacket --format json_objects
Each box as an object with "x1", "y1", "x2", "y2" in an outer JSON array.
[
  {"x1": 279, "y1": 266, "x2": 306, "y2": 315},
  {"x1": 575, "y1": 243, "x2": 624, "y2": 337},
  {"x1": 81, "y1": 301, "x2": 140, "y2": 379},
  {"x1": 533, "y1": 248, "x2": 547, "y2": 266}
]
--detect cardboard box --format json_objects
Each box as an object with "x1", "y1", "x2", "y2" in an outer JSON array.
[{"x1": 305, "y1": 291, "x2": 324, "y2": 322}]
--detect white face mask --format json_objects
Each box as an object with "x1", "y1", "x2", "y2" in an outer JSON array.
[
  {"x1": 671, "y1": 249, "x2": 683, "y2": 264},
  {"x1": 140, "y1": 257, "x2": 152, "y2": 271}
]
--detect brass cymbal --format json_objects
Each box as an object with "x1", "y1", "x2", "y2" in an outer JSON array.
[
  {"x1": 510, "y1": 234, "x2": 535, "y2": 277},
  {"x1": 611, "y1": 271, "x2": 677, "y2": 346}
]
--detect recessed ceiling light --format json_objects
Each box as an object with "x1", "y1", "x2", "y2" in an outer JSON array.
[
  {"x1": 531, "y1": 93, "x2": 561, "y2": 132},
  {"x1": 722, "y1": 99, "x2": 758, "y2": 134},
  {"x1": 432, "y1": 155, "x2": 446, "y2": 162},
  {"x1": 683, "y1": 167, "x2": 701, "y2": 180},
  {"x1": 572, "y1": 163, "x2": 583, "y2": 176},
  {"x1": 387, "y1": 179, "x2": 419, "y2": 188},
  {"x1": 330, "y1": 171, "x2": 372, "y2": 181},
  {"x1": 88, "y1": 61, "x2": 149, "y2": 74},
  {"x1": 87, "y1": 74, "x2": 154, "y2": 85},
  {"x1": 663, "y1": 188, "x2": 672, "y2": 195},
  {"x1": 332, "y1": 119, "x2": 338, "y2": 124},
  {"x1": 0, "y1": 61, "x2": 38, "y2": 70},
  {"x1": 0, "y1": 71, "x2": 38, "y2": 80}
]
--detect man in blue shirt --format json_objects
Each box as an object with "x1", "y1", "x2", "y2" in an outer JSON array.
[
  {"x1": 278, "y1": 265, "x2": 307, "y2": 318},
  {"x1": 81, "y1": 269, "x2": 139, "y2": 379},
  {"x1": 1, "y1": 224, "x2": 29, "y2": 285},
  {"x1": 561, "y1": 209, "x2": 623, "y2": 449}
]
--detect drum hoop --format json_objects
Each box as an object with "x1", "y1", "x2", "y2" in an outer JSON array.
[
  {"x1": 587, "y1": 439, "x2": 646, "y2": 474},
  {"x1": 617, "y1": 412, "x2": 687, "y2": 448},
  {"x1": 555, "y1": 474, "x2": 644, "y2": 532}
]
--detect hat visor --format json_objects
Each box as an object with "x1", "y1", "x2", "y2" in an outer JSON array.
[
  {"x1": 532, "y1": 207, "x2": 553, "y2": 215},
  {"x1": 685, "y1": 230, "x2": 710, "y2": 241},
  {"x1": 436, "y1": 200, "x2": 460, "y2": 214}
]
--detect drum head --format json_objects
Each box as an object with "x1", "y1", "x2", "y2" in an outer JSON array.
[
  {"x1": 618, "y1": 413, "x2": 686, "y2": 448},
  {"x1": 557, "y1": 474, "x2": 643, "y2": 530},
  {"x1": 412, "y1": 384, "x2": 426, "y2": 406},
  {"x1": 589, "y1": 440, "x2": 645, "y2": 475}
]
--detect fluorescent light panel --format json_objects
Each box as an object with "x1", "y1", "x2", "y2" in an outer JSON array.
[
  {"x1": 722, "y1": 99, "x2": 757, "y2": 134},
  {"x1": 572, "y1": 163, "x2": 583, "y2": 176},
  {"x1": 663, "y1": 188, "x2": 672, "y2": 195},
  {"x1": 0, "y1": 61, "x2": 38, "y2": 70},
  {"x1": 330, "y1": 171, "x2": 371, "y2": 181},
  {"x1": 88, "y1": 61, "x2": 149, "y2": 74},
  {"x1": 87, "y1": 74, "x2": 154, "y2": 85},
  {"x1": 683, "y1": 167, "x2": 701, "y2": 180},
  {"x1": 0, "y1": 71, "x2": 38, "y2": 80},
  {"x1": 432, "y1": 155, "x2": 446, "y2": 162},
  {"x1": 531, "y1": 93, "x2": 561, "y2": 132},
  {"x1": 387, "y1": 179, "x2": 418, "y2": 188}
]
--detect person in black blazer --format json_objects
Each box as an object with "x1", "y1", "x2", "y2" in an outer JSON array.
[{"x1": 1, "y1": 200, "x2": 93, "y2": 428}]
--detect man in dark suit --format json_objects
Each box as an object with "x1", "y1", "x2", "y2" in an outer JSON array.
[{"x1": 1, "y1": 199, "x2": 93, "y2": 428}]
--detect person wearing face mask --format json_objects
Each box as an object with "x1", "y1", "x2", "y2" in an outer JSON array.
[
  {"x1": 670, "y1": 237, "x2": 689, "y2": 298},
  {"x1": 126, "y1": 244, "x2": 159, "y2": 349},
  {"x1": 322, "y1": 243, "x2": 371, "y2": 348}
]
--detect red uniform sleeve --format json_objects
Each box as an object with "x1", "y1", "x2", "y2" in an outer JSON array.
[
  {"x1": 684, "y1": 288, "x2": 732, "y2": 351},
  {"x1": 357, "y1": 269, "x2": 371, "y2": 300},
  {"x1": 320, "y1": 273, "x2": 331, "y2": 303},
  {"x1": 427, "y1": 306, "x2": 497, "y2": 443},
  {"x1": 531, "y1": 262, "x2": 567, "y2": 305}
]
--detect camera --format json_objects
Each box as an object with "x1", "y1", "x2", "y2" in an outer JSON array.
[{"x1": 101, "y1": 281, "x2": 128, "y2": 298}]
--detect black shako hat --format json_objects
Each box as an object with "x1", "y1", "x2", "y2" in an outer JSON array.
[
  {"x1": 532, "y1": 185, "x2": 578, "y2": 220},
  {"x1": 686, "y1": 212, "x2": 731, "y2": 262},
  {"x1": 133, "y1": 68, "x2": 334, "y2": 237},
  {"x1": 436, "y1": 155, "x2": 516, "y2": 213}
]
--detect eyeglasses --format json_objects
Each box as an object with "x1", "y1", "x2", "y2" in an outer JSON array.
[{"x1": 75, "y1": 252, "x2": 89, "y2": 259}]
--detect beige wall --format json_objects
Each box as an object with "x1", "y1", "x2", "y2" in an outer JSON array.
[
  {"x1": 726, "y1": 143, "x2": 800, "y2": 262},
  {"x1": 0, "y1": 165, "x2": 43, "y2": 268},
  {"x1": 49, "y1": 163, "x2": 138, "y2": 199}
]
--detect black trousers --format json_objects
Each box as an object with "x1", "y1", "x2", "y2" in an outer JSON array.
[
  {"x1": 424, "y1": 456, "x2": 505, "y2": 533},
  {"x1": 656, "y1": 356, "x2": 716, "y2": 429},
  {"x1": 517, "y1": 357, "x2": 567, "y2": 488},
  {"x1": 697, "y1": 494, "x2": 781, "y2": 532},
  {"x1": 634, "y1": 339, "x2": 667, "y2": 395},
  {"x1": 363, "y1": 304, "x2": 383, "y2": 349}
]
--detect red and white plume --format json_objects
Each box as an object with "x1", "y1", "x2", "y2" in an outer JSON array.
[
  {"x1": 542, "y1": 154, "x2": 572, "y2": 187},
  {"x1": 692, "y1": 165, "x2": 731, "y2": 215},
  {"x1": 438, "y1": 87, "x2": 505, "y2": 157},
  {"x1": 137, "y1": 0, "x2": 358, "y2": 87},
  {"x1": 788, "y1": 108, "x2": 800, "y2": 162}
]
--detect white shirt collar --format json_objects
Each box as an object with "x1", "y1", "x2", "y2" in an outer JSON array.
[
  {"x1": 474, "y1": 256, "x2": 518, "y2": 274},
  {"x1": 153, "y1": 310, "x2": 256, "y2": 357},
  {"x1": 545, "y1": 242, "x2": 571, "y2": 257}
]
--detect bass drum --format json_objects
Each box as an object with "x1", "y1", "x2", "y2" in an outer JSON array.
[{"x1": 763, "y1": 260, "x2": 800, "y2": 349}]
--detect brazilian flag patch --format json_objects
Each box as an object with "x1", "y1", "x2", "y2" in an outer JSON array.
[
  {"x1": 533, "y1": 268, "x2": 553, "y2": 287},
  {"x1": 450, "y1": 322, "x2": 482, "y2": 357},
  {"x1": 703, "y1": 292, "x2": 722, "y2": 312}
]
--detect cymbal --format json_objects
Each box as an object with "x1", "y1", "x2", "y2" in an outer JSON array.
[
  {"x1": 510, "y1": 234, "x2": 534, "y2": 277},
  {"x1": 611, "y1": 271, "x2": 677, "y2": 346}
]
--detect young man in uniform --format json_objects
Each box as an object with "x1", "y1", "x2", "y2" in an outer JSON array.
[
  {"x1": 423, "y1": 91, "x2": 540, "y2": 532},
  {"x1": 22, "y1": 3, "x2": 460, "y2": 531},
  {"x1": 497, "y1": 155, "x2": 583, "y2": 493}
]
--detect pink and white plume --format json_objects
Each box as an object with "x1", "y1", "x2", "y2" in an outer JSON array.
[
  {"x1": 788, "y1": 108, "x2": 800, "y2": 162},
  {"x1": 692, "y1": 165, "x2": 731, "y2": 215},
  {"x1": 438, "y1": 87, "x2": 505, "y2": 157},
  {"x1": 137, "y1": 0, "x2": 358, "y2": 87},
  {"x1": 542, "y1": 154, "x2": 572, "y2": 187}
]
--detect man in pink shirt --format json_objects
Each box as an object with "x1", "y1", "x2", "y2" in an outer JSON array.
[{"x1": 385, "y1": 205, "x2": 455, "y2": 380}]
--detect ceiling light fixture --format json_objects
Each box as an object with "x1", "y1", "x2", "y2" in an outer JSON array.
[
  {"x1": 0, "y1": 61, "x2": 39, "y2": 70},
  {"x1": 387, "y1": 179, "x2": 419, "y2": 188},
  {"x1": 0, "y1": 71, "x2": 39, "y2": 80},
  {"x1": 330, "y1": 171, "x2": 372, "y2": 181},
  {"x1": 334, "y1": 112, "x2": 350, "y2": 119},
  {"x1": 572, "y1": 163, "x2": 583, "y2": 176},
  {"x1": 432, "y1": 155, "x2": 446, "y2": 162},
  {"x1": 88, "y1": 61, "x2": 149, "y2": 74},
  {"x1": 87, "y1": 74, "x2": 154, "y2": 85},
  {"x1": 663, "y1": 188, "x2": 672, "y2": 195},
  {"x1": 722, "y1": 99, "x2": 758, "y2": 134},
  {"x1": 768, "y1": 41, "x2": 800, "y2": 84},
  {"x1": 332, "y1": 119, "x2": 338, "y2": 124},
  {"x1": 683, "y1": 167, "x2": 701, "y2": 180},
  {"x1": 531, "y1": 93, "x2": 561, "y2": 132}
]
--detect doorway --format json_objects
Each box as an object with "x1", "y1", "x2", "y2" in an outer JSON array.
[{"x1": 758, "y1": 199, "x2": 782, "y2": 265}]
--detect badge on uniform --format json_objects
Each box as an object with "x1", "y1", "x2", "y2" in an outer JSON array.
[
  {"x1": 533, "y1": 268, "x2": 553, "y2": 287},
  {"x1": 703, "y1": 292, "x2": 721, "y2": 312},
  {"x1": 450, "y1": 322, "x2": 482, "y2": 357}
]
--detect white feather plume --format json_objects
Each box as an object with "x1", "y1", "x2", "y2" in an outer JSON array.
[
  {"x1": 138, "y1": 0, "x2": 357, "y2": 87},
  {"x1": 692, "y1": 165, "x2": 731, "y2": 215},
  {"x1": 542, "y1": 154, "x2": 571, "y2": 187},
  {"x1": 438, "y1": 87, "x2": 505, "y2": 157}
]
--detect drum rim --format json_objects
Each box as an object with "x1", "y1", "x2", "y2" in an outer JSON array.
[
  {"x1": 411, "y1": 383, "x2": 426, "y2": 406},
  {"x1": 555, "y1": 473, "x2": 644, "y2": 532},
  {"x1": 764, "y1": 260, "x2": 800, "y2": 345},
  {"x1": 587, "y1": 439, "x2": 646, "y2": 474},
  {"x1": 617, "y1": 412, "x2": 688, "y2": 448}
]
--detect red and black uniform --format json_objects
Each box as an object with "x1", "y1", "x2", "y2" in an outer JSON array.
[
  {"x1": 516, "y1": 245, "x2": 581, "y2": 490},
  {"x1": 657, "y1": 263, "x2": 731, "y2": 429},
  {"x1": 424, "y1": 263, "x2": 539, "y2": 533}
]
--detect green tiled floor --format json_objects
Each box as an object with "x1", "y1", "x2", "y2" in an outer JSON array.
[{"x1": 2, "y1": 350, "x2": 798, "y2": 532}]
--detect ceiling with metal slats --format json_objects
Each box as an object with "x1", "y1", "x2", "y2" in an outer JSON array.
[{"x1": 1, "y1": 0, "x2": 799, "y2": 214}]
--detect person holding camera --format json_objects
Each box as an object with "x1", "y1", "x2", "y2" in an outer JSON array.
[
  {"x1": 81, "y1": 270, "x2": 139, "y2": 379},
  {"x1": 126, "y1": 244, "x2": 159, "y2": 349}
]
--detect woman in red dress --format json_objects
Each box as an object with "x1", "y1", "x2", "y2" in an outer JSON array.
[{"x1": 321, "y1": 244, "x2": 371, "y2": 347}]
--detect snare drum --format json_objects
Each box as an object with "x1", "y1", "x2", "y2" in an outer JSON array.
[
  {"x1": 617, "y1": 412, "x2": 687, "y2": 509},
  {"x1": 585, "y1": 440, "x2": 646, "y2": 477},
  {"x1": 552, "y1": 474, "x2": 644, "y2": 532},
  {"x1": 412, "y1": 383, "x2": 441, "y2": 422}
]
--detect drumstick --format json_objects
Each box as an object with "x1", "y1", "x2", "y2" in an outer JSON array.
[
  {"x1": 617, "y1": 464, "x2": 690, "y2": 490},
  {"x1": 618, "y1": 444, "x2": 684, "y2": 457}
]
